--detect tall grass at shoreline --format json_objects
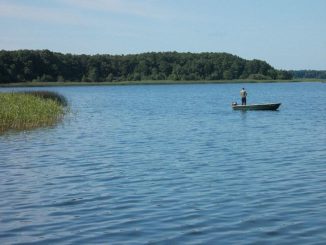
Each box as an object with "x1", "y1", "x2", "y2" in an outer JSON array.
[
  {"x1": 0, "y1": 91, "x2": 67, "y2": 133},
  {"x1": 22, "y1": 91, "x2": 68, "y2": 106}
]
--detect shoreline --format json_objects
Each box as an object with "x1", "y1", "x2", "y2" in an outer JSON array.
[{"x1": 0, "y1": 79, "x2": 324, "y2": 88}]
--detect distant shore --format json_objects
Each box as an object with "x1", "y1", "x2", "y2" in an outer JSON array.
[{"x1": 0, "y1": 79, "x2": 324, "y2": 87}]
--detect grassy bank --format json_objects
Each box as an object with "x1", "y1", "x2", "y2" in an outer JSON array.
[
  {"x1": 0, "y1": 79, "x2": 324, "y2": 87},
  {"x1": 0, "y1": 91, "x2": 67, "y2": 133}
]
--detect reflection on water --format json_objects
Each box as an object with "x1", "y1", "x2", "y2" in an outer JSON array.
[{"x1": 1, "y1": 82, "x2": 326, "y2": 244}]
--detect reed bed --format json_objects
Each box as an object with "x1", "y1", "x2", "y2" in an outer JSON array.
[
  {"x1": 22, "y1": 91, "x2": 68, "y2": 106},
  {"x1": 0, "y1": 91, "x2": 67, "y2": 133}
]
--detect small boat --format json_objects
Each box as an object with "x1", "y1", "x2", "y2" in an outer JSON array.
[{"x1": 232, "y1": 102, "x2": 281, "y2": 110}]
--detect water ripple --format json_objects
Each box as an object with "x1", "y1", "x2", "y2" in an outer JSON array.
[{"x1": 1, "y1": 83, "x2": 326, "y2": 244}]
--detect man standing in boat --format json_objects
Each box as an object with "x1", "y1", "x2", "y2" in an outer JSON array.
[{"x1": 240, "y1": 88, "x2": 247, "y2": 105}]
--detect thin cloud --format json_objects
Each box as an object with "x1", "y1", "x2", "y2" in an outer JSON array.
[{"x1": 0, "y1": 1, "x2": 85, "y2": 26}]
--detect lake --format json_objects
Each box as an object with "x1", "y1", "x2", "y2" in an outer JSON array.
[{"x1": 1, "y1": 82, "x2": 326, "y2": 244}]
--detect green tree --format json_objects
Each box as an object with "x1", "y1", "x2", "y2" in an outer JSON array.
[
  {"x1": 0, "y1": 50, "x2": 292, "y2": 83},
  {"x1": 105, "y1": 73, "x2": 114, "y2": 82},
  {"x1": 223, "y1": 70, "x2": 233, "y2": 80},
  {"x1": 87, "y1": 67, "x2": 99, "y2": 82}
]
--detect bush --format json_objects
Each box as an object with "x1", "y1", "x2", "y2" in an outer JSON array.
[{"x1": 248, "y1": 74, "x2": 271, "y2": 80}]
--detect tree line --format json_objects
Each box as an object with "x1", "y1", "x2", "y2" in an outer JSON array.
[
  {"x1": 289, "y1": 70, "x2": 326, "y2": 79},
  {"x1": 0, "y1": 50, "x2": 293, "y2": 83}
]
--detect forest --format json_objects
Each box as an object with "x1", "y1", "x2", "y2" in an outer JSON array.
[
  {"x1": 0, "y1": 50, "x2": 293, "y2": 83},
  {"x1": 289, "y1": 70, "x2": 326, "y2": 79}
]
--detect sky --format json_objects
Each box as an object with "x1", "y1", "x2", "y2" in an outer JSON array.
[{"x1": 0, "y1": 0, "x2": 325, "y2": 70}]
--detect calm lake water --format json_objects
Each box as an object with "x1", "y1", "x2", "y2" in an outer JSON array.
[{"x1": 1, "y1": 82, "x2": 326, "y2": 244}]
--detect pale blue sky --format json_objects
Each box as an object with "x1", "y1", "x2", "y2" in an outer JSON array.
[{"x1": 0, "y1": 0, "x2": 325, "y2": 69}]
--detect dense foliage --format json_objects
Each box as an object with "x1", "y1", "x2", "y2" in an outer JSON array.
[
  {"x1": 0, "y1": 50, "x2": 292, "y2": 83},
  {"x1": 21, "y1": 91, "x2": 68, "y2": 106},
  {"x1": 289, "y1": 70, "x2": 326, "y2": 79},
  {"x1": 0, "y1": 91, "x2": 66, "y2": 133}
]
